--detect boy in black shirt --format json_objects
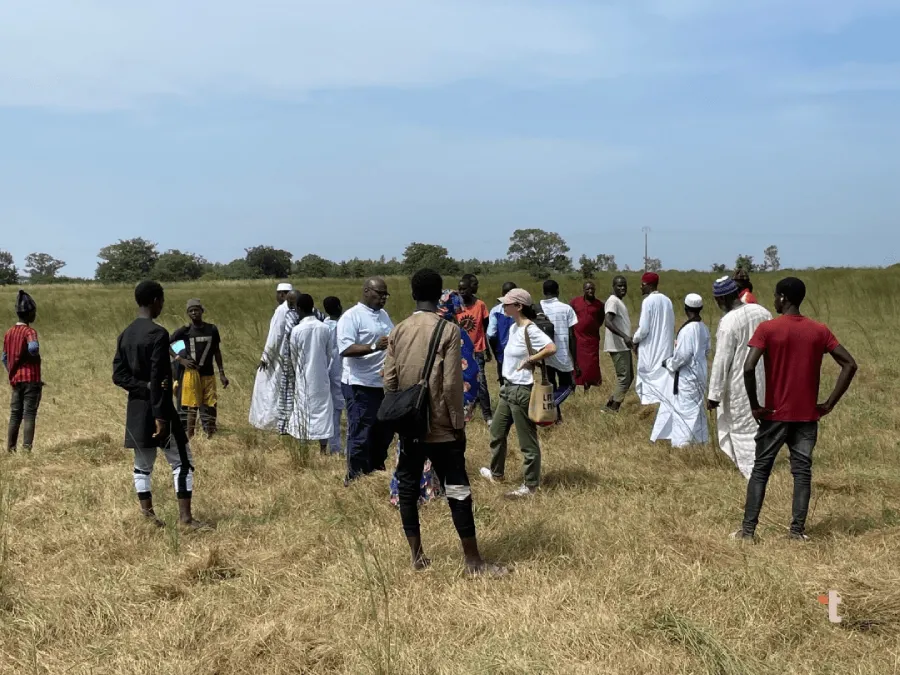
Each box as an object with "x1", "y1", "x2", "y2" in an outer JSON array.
[
  {"x1": 171, "y1": 298, "x2": 228, "y2": 438},
  {"x1": 113, "y1": 281, "x2": 205, "y2": 529}
]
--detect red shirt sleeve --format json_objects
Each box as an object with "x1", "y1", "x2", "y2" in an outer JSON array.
[
  {"x1": 748, "y1": 322, "x2": 768, "y2": 350},
  {"x1": 822, "y1": 326, "x2": 839, "y2": 353}
]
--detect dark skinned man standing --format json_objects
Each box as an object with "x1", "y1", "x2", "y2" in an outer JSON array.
[
  {"x1": 603, "y1": 275, "x2": 634, "y2": 412},
  {"x1": 734, "y1": 277, "x2": 857, "y2": 542},
  {"x1": 337, "y1": 277, "x2": 394, "y2": 483}
]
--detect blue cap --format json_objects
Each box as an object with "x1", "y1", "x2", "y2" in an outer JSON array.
[{"x1": 713, "y1": 276, "x2": 739, "y2": 298}]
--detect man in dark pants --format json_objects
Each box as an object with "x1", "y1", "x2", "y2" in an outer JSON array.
[
  {"x1": 113, "y1": 280, "x2": 208, "y2": 529},
  {"x1": 3, "y1": 291, "x2": 42, "y2": 452},
  {"x1": 383, "y1": 268, "x2": 506, "y2": 576},
  {"x1": 734, "y1": 277, "x2": 857, "y2": 542},
  {"x1": 336, "y1": 277, "x2": 395, "y2": 483}
]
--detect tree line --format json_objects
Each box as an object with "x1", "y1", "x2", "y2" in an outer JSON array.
[{"x1": 0, "y1": 231, "x2": 780, "y2": 286}]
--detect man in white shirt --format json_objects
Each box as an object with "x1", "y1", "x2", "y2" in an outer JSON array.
[
  {"x1": 603, "y1": 276, "x2": 634, "y2": 413},
  {"x1": 283, "y1": 294, "x2": 335, "y2": 451},
  {"x1": 323, "y1": 296, "x2": 345, "y2": 455},
  {"x1": 337, "y1": 277, "x2": 395, "y2": 483},
  {"x1": 249, "y1": 282, "x2": 293, "y2": 431},
  {"x1": 632, "y1": 272, "x2": 675, "y2": 405},
  {"x1": 539, "y1": 280, "x2": 579, "y2": 424},
  {"x1": 706, "y1": 276, "x2": 772, "y2": 478}
]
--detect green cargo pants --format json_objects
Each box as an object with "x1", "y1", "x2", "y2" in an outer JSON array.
[{"x1": 488, "y1": 383, "x2": 541, "y2": 488}]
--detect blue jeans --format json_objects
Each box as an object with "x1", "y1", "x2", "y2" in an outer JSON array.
[
  {"x1": 474, "y1": 352, "x2": 493, "y2": 421},
  {"x1": 742, "y1": 421, "x2": 818, "y2": 536},
  {"x1": 345, "y1": 385, "x2": 393, "y2": 482}
]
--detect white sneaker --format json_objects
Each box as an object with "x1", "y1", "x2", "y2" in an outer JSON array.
[
  {"x1": 479, "y1": 467, "x2": 497, "y2": 483},
  {"x1": 506, "y1": 484, "x2": 536, "y2": 499}
]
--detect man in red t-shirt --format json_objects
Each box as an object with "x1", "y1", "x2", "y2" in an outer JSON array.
[
  {"x1": 458, "y1": 274, "x2": 493, "y2": 423},
  {"x1": 3, "y1": 291, "x2": 43, "y2": 452},
  {"x1": 734, "y1": 277, "x2": 857, "y2": 542}
]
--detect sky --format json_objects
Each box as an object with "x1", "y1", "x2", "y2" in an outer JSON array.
[{"x1": 2, "y1": 0, "x2": 900, "y2": 278}]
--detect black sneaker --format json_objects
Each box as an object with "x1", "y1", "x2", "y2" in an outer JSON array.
[{"x1": 729, "y1": 530, "x2": 756, "y2": 542}]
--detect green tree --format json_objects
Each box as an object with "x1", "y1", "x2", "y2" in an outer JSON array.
[
  {"x1": 711, "y1": 262, "x2": 727, "y2": 273},
  {"x1": 294, "y1": 254, "x2": 336, "y2": 278},
  {"x1": 0, "y1": 251, "x2": 18, "y2": 285},
  {"x1": 596, "y1": 254, "x2": 618, "y2": 272},
  {"x1": 507, "y1": 229, "x2": 572, "y2": 280},
  {"x1": 96, "y1": 238, "x2": 159, "y2": 283},
  {"x1": 735, "y1": 254, "x2": 754, "y2": 274},
  {"x1": 644, "y1": 257, "x2": 662, "y2": 272},
  {"x1": 763, "y1": 245, "x2": 780, "y2": 272},
  {"x1": 402, "y1": 243, "x2": 459, "y2": 276},
  {"x1": 579, "y1": 254, "x2": 599, "y2": 279},
  {"x1": 153, "y1": 250, "x2": 206, "y2": 282},
  {"x1": 245, "y1": 246, "x2": 293, "y2": 278},
  {"x1": 24, "y1": 252, "x2": 66, "y2": 282}
]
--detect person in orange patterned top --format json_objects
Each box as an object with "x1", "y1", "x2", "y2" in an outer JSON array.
[{"x1": 457, "y1": 274, "x2": 493, "y2": 424}]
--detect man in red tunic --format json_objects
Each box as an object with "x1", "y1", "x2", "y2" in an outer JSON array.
[{"x1": 570, "y1": 281, "x2": 605, "y2": 392}]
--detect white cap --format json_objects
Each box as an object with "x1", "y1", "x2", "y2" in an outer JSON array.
[
  {"x1": 685, "y1": 293, "x2": 703, "y2": 309},
  {"x1": 277, "y1": 283, "x2": 293, "y2": 292}
]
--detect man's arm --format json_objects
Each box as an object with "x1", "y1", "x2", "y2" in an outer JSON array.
[
  {"x1": 214, "y1": 332, "x2": 229, "y2": 388},
  {"x1": 149, "y1": 331, "x2": 171, "y2": 421},
  {"x1": 666, "y1": 330, "x2": 694, "y2": 372},
  {"x1": 443, "y1": 329, "x2": 465, "y2": 430},
  {"x1": 569, "y1": 326, "x2": 579, "y2": 375},
  {"x1": 338, "y1": 313, "x2": 387, "y2": 358},
  {"x1": 112, "y1": 335, "x2": 149, "y2": 394},
  {"x1": 817, "y1": 345, "x2": 858, "y2": 415},
  {"x1": 707, "y1": 327, "x2": 734, "y2": 408},
  {"x1": 604, "y1": 311, "x2": 633, "y2": 348},
  {"x1": 632, "y1": 302, "x2": 650, "y2": 345},
  {"x1": 742, "y1": 346, "x2": 770, "y2": 419},
  {"x1": 382, "y1": 333, "x2": 398, "y2": 393}
]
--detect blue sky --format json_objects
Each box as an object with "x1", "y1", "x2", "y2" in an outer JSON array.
[{"x1": 2, "y1": 0, "x2": 900, "y2": 277}]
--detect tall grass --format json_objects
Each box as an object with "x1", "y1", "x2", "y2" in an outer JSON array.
[{"x1": 0, "y1": 269, "x2": 897, "y2": 673}]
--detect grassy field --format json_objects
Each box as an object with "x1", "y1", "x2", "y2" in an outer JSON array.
[{"x1": 1, "y1": 270, "x2": 898, "y2": 674}]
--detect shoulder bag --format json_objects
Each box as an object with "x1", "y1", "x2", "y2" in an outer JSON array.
[
  {"x1": 377, "y1": 317, "x2": 447, "y2": 441},
  {"x1": 523, "y1": 323, "x2": 557, "y2": 427}
]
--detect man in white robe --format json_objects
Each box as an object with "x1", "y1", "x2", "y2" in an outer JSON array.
[
  {"x1": 322, "y1": 296, "x2": 345, "y2": 455},
  {"x1": 632, "y1": 272, "x2": 675, "y2": 405},
  {"x1": 707, "y1": 276, "x2": 772, "y2": 478},
  {"x1": 284, "y1": 294, "x2": 334, "y2": 449},
  {"x1": 249, "y1": 282, "x2": 293, "y2": 430},
  {"x1": 651, "y1": 293, "x2": 711, "y2": 447}
]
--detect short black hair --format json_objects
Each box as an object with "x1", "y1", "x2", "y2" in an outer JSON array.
[
  {"x1": 297, "y1": 293, "x2": 315, "y2": 314},
  {"x1": 135, "y1": 280, "x2": 164, "y2": 308},
  {"x1": 543, "y1": 280, "x2": 560, "y2": 296},
  {"x1": 323, "y1": 296, "x2": 342, "y2": 316},
  {"x1": 776, "y1": 277, "x2": 806, "y2": 306},
  {"x1": 501, "y1": 281, "x2": 517, "y2": 294},
  {"x1": 15, "y1": 310, "x2": 34, "y2": 323},
  {"x1": 461, "y1": 273, "x2": 478, "y2": 285},
  {"x1": 412, "y1": 268, "x2": 444, "y2": 303}
]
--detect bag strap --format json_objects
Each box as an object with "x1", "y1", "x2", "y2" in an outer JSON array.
[
  {"x1": 522, "y1": 322, "x2": 549, "y2": 386},
  {"x1": 419, "y1": 317, "x2": 447, "y2": 387}
]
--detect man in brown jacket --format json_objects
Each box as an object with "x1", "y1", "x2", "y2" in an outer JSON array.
[{"x1": 384, "y1": 268, "x2": 505, "y2": 576}]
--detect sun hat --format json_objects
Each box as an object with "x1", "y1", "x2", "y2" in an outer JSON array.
[{"x1": 498, "y1": 288, "x2": 534, "y2": 306}]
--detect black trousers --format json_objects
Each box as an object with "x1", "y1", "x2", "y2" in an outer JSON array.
[
  {"x1": 395, "y1": 436, "x2": 476, "y2": 539},
  {"x1": 742, "y1": 421, "x2": 818, "y2": 536},
  {"x1": 546, "y1": 368, "x2": 574, "y2": 422},
  {"x1": 8, "y1": 382, "x2": 42, "y2": 450},
  {"x1": 346, "y1": 385, "x2": 393, "y2": 481}
]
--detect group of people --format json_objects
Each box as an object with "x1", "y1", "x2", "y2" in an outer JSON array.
[{"x1": 2, "y1": 263, "x2": 859, "y2": 561}]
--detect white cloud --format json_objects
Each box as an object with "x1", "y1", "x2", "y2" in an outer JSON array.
[
  {"x1": 1, "y1": 0, "x2": 899, "y2": 110},
  {"x1": 0, "y1": 0, "x2": 610, "y2": 109}
]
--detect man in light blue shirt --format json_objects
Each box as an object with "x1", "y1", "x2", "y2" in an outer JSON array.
[
  {"x1": 337, "y1": 277, "x2": 395, "y2": 483},
  {"x1": 487, "y1": 281, "x2": 517, "y2": 385}
]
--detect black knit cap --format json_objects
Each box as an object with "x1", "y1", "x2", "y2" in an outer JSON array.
[{"x1": 16, "y1": 290, "x2": 36, "y2": 315}]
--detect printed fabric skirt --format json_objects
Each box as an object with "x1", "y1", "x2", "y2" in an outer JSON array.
[{"x1": 388, "y1": 446, "x2": 444, "y2": 506}]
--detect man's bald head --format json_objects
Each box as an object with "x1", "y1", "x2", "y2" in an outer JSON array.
[
  {"x1": 363, "y1": 277, "x2": 389, "y2": 310},
  {"x1": 286, "y1": 290, "x2": 302, "y2": 310}
]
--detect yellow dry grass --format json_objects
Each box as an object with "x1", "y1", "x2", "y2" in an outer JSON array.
[{"x1": 0, "y1": 270, "x2": 898, "y2": 674}]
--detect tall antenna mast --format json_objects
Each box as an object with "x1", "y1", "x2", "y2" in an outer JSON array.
[{"x1": 642, "y1": 227, "x2": 651, "y2": 271}]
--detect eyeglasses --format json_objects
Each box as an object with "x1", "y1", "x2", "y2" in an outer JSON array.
[{"x1": 366, "y1": 288, "x2": 390, "y2": 298}]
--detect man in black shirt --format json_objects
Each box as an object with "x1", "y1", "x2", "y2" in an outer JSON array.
[
  {"x1": 171, "y1": 298, "x2": 228, "y2": 438},
  {"x1": 113, "y1": 281, "x2": 205, "y2": 529}
]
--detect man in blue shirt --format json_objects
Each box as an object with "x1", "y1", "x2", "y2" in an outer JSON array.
[
  {"x1": 337, "y1": 277, "x2": 395, "y2": 483},
  {"x1": 487, "y1": 282, "x2": 517, "y2": 385}
]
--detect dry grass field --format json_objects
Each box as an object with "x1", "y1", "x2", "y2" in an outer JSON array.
[{"x1": 1, "y1": 269, "x2": 898, "y2": 674}]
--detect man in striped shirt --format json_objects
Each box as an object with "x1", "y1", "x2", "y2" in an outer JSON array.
[{"x1": 3, "y1": 290, "x2": 42, "y2": 452}]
